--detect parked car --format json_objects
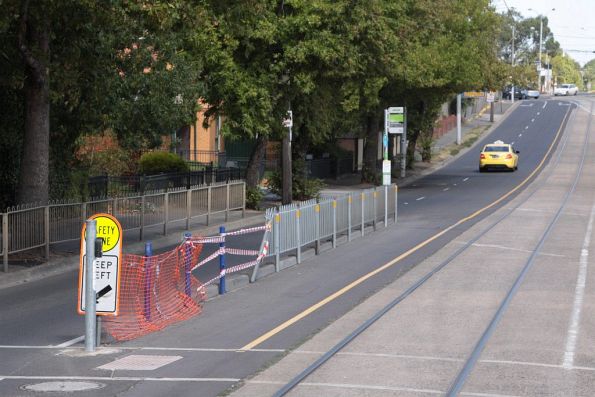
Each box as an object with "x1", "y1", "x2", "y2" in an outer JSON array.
[
  {"x1": 502, "y1": 86, "x2": 527, "y2": 100},
  {"x1": 526, "y1": 89, "x2": 540, "y2": 99},
  {"x1": 554, "y1": 84, "x2": 578, "y2": 96}
]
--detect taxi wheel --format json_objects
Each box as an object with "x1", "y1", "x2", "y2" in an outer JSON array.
[{"x1": 479, "y1": 167, "x2": 485, "y2": 173}]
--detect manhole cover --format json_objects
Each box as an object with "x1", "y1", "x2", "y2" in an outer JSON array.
[{"x1": 21, "y1": 381, "x2": 105, "y2": 392}]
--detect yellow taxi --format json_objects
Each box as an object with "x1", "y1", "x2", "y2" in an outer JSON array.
[{"x1": 479, "y1": 140, "x2": 519, "y2": 172}]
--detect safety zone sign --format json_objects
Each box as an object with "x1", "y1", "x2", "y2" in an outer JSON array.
[{"x1": 77, "y1": 213, "x2": 123, "y2": 316}]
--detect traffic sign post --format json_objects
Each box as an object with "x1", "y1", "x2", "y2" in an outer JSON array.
[
  {"x1": 78, "y1": 213, "x2": 123, "y2": 351},
  {"x1": 385, "y1": 106, "x2": 407, "y2": 178}
]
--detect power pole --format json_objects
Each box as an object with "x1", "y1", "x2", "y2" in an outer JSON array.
[{"x1": 282, "y1": 109, "x2": 293, "y2": 205}]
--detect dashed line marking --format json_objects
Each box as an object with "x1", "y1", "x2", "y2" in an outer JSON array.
[
  {"x1": 416, "y1": 197, "x2": 425, "y2": 201},
  {"x1": 463, "y1": 178, "x2": 469, "y2": 182},
  {"x1": 443, "y1": 188, "x2": 450, "y2": 191},
  {"x1": 518, "y1": 133, "x2": 522, "y2": 137},
  {"x1": 543, "y1": 102, "x2": 547, "y2": 109},
  {"x1": 525, "y1": 126, "x2": 529, "y2": 130},
  {"x1": 537, "y1": 112, "x2": 541, "y2": 115},
  {"x1": 404, "y1": 202, "x2": 409, "y2": 205},
  {"x1": 531, "y1": 118, "x2": 535, "y2": 122},
  {"x1": 453, "y1": 183, "x2": 458, "y2": 186}
]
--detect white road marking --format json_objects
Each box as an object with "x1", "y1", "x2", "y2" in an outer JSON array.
[
  {"x1": 416, "y1": 197, "x2": 425, "y2": 201},
  {"x1": 543, "y1": 101, "x2": 547, "y2": 109},
  {"x1": 463, "y1": 177, "x2": 469, "y2": 182},
  {"x1": 525, "y1": 126, "x2": 529, "y2": 129},
  {"x1": 537, "y1": 112, "x2": 541, "y2": 115},
  {"x1": 55, "y1": 336, "x2": 85, "y2": 348},
  {"x1": 531, "y1": 118, "x2": 535, "y2": 122},
  {"x1": 443, "y1": 188, "x2": 450, "y2": 191},
  {"x1": 0, "y1": 345, "x2": 283, "y2": 353},
  {"x1": 0, "y1": 375, "x2": 239, "y2": 383},
  {"x1": 453, "y1": 183, "x2": 457, "y2": 186},
  {"x1": 404, "y1": 202, "x2": 409, "y2": 205},
  {"x1": 563, "y1": 201, "x2": 595, "y2": 369},
  {"x1": 518, "y1": 133, "x2": 522, "y2": 137},
  {"x1": 511, "y1": 141, "x2": 515, "y2": 145}
]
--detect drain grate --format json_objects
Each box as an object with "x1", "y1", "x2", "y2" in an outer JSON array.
[
  {"x1": 97, "y1": 354, "x2": 182, "y2": 371},
  {"x1": 22, "y1": 381, "x2": 105, "y2": 392}
]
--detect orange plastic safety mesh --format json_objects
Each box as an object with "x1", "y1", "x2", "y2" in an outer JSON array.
[{"x1": 103, "y1": 242, "x2": 205, "y2": 341}]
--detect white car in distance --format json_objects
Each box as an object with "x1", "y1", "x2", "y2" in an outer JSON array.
[{"x1": 554, "y1": 83, "x2": 578, "y2": 96}]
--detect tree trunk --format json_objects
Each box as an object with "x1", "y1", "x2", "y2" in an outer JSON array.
[
  {"x1": 17, "y1": 2, "x2": 50, "y2": 205},
  {"x1": 361, "y1": 113, "x2": 379, "y2": 183},
  {"x1": 245, "y1": 135, "x2": 267, "y2": 189}
]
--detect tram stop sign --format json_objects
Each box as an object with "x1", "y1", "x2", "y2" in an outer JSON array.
[{"x1": 77, "y1": 213, "x2": 123, "y2": 316}]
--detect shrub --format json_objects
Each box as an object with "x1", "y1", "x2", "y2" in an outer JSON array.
[
  {"x1": 139, "y1": 152, "x2": 189, "y2": 175},
  {"x1": 246, "y1": 187, "x2": 264, "y2": 210},
  {"x1": 267, "y1": 171, "x2": 325, "y2": 201}
]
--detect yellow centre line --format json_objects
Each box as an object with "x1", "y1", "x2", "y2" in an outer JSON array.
[{"x1": 240, "y1": 107, "x2": 571, "y2": 351}]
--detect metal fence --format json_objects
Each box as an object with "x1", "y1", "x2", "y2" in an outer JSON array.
[
  {"x1": 266, "y1": 184, "x2": 398, "y2": 269},
  {"x1": 1, "y1": 181, "x2": 246, "y2": 272},
  {"x1": 88, "y1": 167, "x2": 244, "y2": 198}
]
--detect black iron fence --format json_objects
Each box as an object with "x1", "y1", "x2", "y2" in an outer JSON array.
[
  {"x1": 88, "y1": 167, "x2": 245, "y2": 198},
  {"x1": 306, "y1": 154, "x2": 354, "y2": 179},
  {"x1": 174, "y1": 150, "x2": 226, "y2": 166}
]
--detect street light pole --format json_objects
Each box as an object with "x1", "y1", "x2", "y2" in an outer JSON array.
[
  {"x1": 511, "y1": 24, "x2": 515, "y2": 104},
  {"x1": 539, "y1": 17, "x2": 543, "y2": 92}
]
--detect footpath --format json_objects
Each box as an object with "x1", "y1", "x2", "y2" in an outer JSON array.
[{"x1": 0, "y1": 100, "x2": 517, "y2": 292}]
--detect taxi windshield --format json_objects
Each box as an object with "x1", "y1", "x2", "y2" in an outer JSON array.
[{"x1": 484, "y1": 146, "x2": 509, "y2": 152}]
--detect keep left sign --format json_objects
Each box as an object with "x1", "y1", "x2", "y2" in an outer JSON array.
[{"x1": 77, "y1": 213, "x2": 123, "y2": 316}]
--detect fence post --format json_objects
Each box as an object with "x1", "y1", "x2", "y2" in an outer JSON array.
[
  {"x1": 163, "y1": 192, "x2": 169, "y2": 236},
  {"x1": 296, "y1": 208, "x2": 301, "y2": 264},
  {"x1": 315, "y1": 204, "x2": 320, "y2": 255},
  {"x1": 372, "y1": 189, "x2": 377, "y2": 231},
  {"x1": 207, "y1": 186, "x2": 212, "y2": 226},
  {"x1": 274, "y1": 213, "x2": 280, "y2": 272},
  {"x1": 44, "y1": 206, "x2": 50, "y2": 260},
  {"x1": 394, "y1": 185, "x2": 398, "y2": 223},
  {"x1": 219, "y1": 226, "x2": 226, "y2": 294},
  {"x1": 112, "y1": 198, "x2": 118, "y2": 216},
  {"x1": 140, "y1": 195, "x2": 145, "y2": 241},
  {"x1": 3, "y1": 213, "x2": 8, "y2": 272},
  {"x1": 186, "y1": 189, "x2": 192, "y2": 230},
  {"x1": 361, "y1": 192, "x2": 365, "y2": 236},
  {"x1": 384, "y1": 185, "x2": 388, "y2": 227},
  {"x1": 242, "y1": 182, "x2": 246, "y2": 218},
  {"x1": 82, "y1": 202, "x2": 87, "y2": 223},
  {"x1": 332, "y1": 200, "x2": 337, "y2": 249},
  {"x1": 348, "y1": 194, "x2": 352, "y2": 241},
  {"x1": 183, "y1": 232, "x2": 192, "y2": 297},
  {"x1": 144, "y1": 242, "x2": 152, "y2": 321},
  {"x1": 225, "y1": 183, "x2": 230, "y2": 221}
]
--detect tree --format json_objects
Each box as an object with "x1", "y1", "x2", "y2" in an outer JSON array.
[
  {"x1": 0, "y1": 0, "x2": 207, "y2": 207},
  {"x1": 552, "y1": 54, "x2": 584, "y2": 88}
]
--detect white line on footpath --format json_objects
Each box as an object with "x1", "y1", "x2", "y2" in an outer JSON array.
[
  {"x1": 563, "y1": 201, "x2": 595, "y2": 369},
  {"x1": 55, "y1": 336, "x2": 85, "y2": 348},
  {"x1": 537, "y1": 112, "x2": 541, "y2": 115},
  {"x1": 525, "y1": 126, "x2": 529, "y2": 129}
]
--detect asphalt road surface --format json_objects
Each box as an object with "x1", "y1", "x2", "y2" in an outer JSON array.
[{"x1": 0, "y1": 96, "x2": 591, "y2": 397}]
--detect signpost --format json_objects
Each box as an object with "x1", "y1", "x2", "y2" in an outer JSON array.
[
  {"x1": 78, "y1": 213, "x2": 123, "y2": 351},
  {"x1": 384, "y1": 107, "x2": 407, "y2": 178}
]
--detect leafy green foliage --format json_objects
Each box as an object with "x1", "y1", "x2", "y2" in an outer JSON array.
[
  {"x1": 139, "y1": 152, "x2": 189, "y2": 175},
  {"x1": 552, "y1": 55, "x2": 584, "y2": 89},
  {"x1": 246, "y1": 187, "x2": 264, "y2": 210}
]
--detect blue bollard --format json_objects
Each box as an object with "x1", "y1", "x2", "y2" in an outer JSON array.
[
  {"x1": 183, "y1": 232, "x2": 192, "y2": 297},
  {"x1": 219, "y1": 226, "x2": 226, "y2": 294},
  {"x1": 144, "y1": 242, "x2": 153, "y2": 321}
]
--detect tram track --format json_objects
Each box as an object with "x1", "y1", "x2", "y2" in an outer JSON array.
[{"x1": 272, "y1": 101, "x2": 591, "y2": 397}]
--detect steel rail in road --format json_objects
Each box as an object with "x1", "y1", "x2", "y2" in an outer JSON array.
[
  {"x1": 447, "y1": 100, "x2": 593, "y2": 396},
  {"x1": 272, "y1": 101, "x2": 577, "y2": 397}
]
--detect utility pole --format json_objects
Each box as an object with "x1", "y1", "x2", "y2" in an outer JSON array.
[
  {"x1": 511, "y1": 24, "x2": 515, "y2": 104},
  {"x1": 538, "y1": 17, "x2": 543, "y2": 92},
  {"x1": 282, "y1": 109, "x2": 293, "y2": 205}
]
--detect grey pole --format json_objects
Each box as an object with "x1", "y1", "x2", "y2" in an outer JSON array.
[
  {"x1": 456, "y1": 94, "x2": 462, "y2": 145},
  {"x1": 84, "y1": 219, "x2": 97, "y2": 352}
]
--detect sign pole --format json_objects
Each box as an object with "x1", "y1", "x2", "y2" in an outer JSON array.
[
  {"x1": 456, "y1": 94, "x2": 462, "y2": 145},
  {"x1": 84, "y1": 219, "x2": 97, "y2": 352}
]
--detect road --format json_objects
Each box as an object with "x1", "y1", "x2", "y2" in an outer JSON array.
[{"x1": 0, "y1": 96, "x2": 591, "y2": 396}]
